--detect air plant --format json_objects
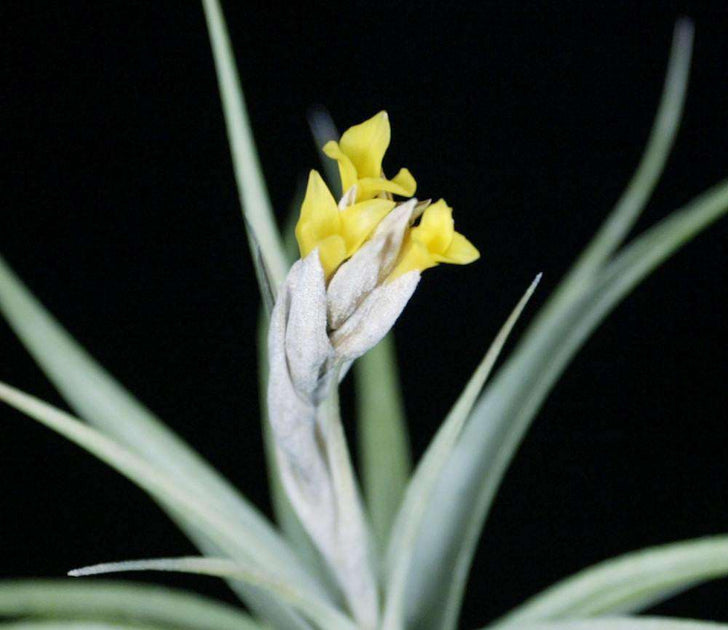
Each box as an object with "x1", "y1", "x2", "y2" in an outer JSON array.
[{"x1": 1, "y1": 2, "x2": 727, "y2": 630}]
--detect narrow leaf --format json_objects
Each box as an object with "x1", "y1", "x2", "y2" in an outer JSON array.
[
  {"x1": 595, "y1": 179, "x2": 728, "y2": 299},
  {"x1": 201, "y1": 0, "x2": 289, "y2": 292},
  {"x1": 380, "y1": 274, "x2": 541, "y2": 630},
  {"x1": 246, "y1": 224, "x2": 276, "y2": 315},
  {"x1": 0, "y1": 256, "x2": 254, "y2": 524},
  {"x1": 355, "y1": 334, "x2": 412, "y2": 548},
  {"x1": 69, "y1": 558, "x2": 357, "y2": 630},
  {"x1": 0, "y1": 623, "x2": 162, "y2": 630},
  {"x1": 178, "y1": 532, "x2": 312, "y2": 630},
  {"x1": 0, "y1": 255, "x2": 324, "y2": 629},
  {"x1": 406, "y1": 177, "x2": 728, "y2": 630},
  {"x1": 402, "y1": 23, "x2": 707, "y2": 630},
  {"x1": 478, "y1": 618, "x2": 728, "y2": 630},
  {"x1": 544, "y1": 19, "x2": 693, "y2": 310},
  {"x1": 0, "y1": 382, "x2": 332, "y2": 618},
  {"x1": 496, "y1": 535, "x2": 728, "y2": 624},
  {"x1": 0, "y1": 579, "x2": 259, "y2": 630}
]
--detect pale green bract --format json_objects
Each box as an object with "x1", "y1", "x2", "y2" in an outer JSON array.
[{"x1": 0, "y1": 3, "x2": 726, "y2": 630}]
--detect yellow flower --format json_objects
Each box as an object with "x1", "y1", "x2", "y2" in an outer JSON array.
[
  {"x1": 295, "y1": 113, "x2": 479, "y2": 282},
  {"x1": 323, "y1": 111, "x2": 417, "y2": 202},
  {"x1": 295, "y1": 170, "x2": 395, "y2": 278},
  {"x1": 389, "y1": 199, "x2": 480, "y2": 279}
]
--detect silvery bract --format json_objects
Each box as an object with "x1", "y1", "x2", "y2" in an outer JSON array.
[{"x1": 266, "y1": 198, "x2": 420, "y2": 628}]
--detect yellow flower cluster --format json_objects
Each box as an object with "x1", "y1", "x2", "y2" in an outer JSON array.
[{"x1": 295, "y1": 111, "x2": 479, "y2": 279}]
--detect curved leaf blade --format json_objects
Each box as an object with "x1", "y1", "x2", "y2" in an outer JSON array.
[
  {"x1": 478, "y1": 618, "x2": 728, "y2": 630},
  {"x1": 403, "y1": 22, "x2": 707, "y2": 630},
  {"x1": 408, "y1": 174, "x2": 728, "y2": 630},
  {"x1": 539, "y1": 19, "x2": 693, "y2": 313},
  {"x1": 495, "y1": 535, "x2": 728, "y2": 624},
  {"x1": 201, "y1": 0, "x2": 289, "y2": 292},
  {"x1": 69, "y1": 558, "x2": 357, "y2": 630},
  {"x1": 0, "y1": 257, "x2": 253, "y2": 523},
  {"x1": 0, "y1": 382, "x2": 332, "y2": 621},
  {"x1": 407, "y1": 176, "x2": 728, "y2": 630},
  {"x1": 381, "y1": 275, "x2": 541, "y2": 630},
  {"x1": 0, "y1": 579, "x2": 259, "y2": 630},
  {"x1": 0, "y1": 256, "x2": 323, "y2": 630},
  {"x1": 0, "y1": 623, "x2": 162, "y2": 630}
]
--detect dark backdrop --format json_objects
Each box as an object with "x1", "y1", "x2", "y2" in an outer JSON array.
[{"x1": 2, "y1": 1, "x2": 728, "y2": 626}]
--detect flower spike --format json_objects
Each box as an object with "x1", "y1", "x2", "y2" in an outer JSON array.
[{"x1": 271, "y1": 112, "x2": 478, "y2": 627}]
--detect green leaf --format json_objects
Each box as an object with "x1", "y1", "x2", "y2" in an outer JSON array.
[
  {"x1": 201, "y1": 0, "x2": 289, "y2": 293},
  {"x1": 0, "y1": 382, "x2": 333, "y2": 624},
  {"x1": 541, "y1": 19, "x2": 693, "y2": 311},
  {"x1": 3, "y1": 0, "x2": 316, "y2": 617},
  {"x1": 0, "y1": 256, "x2": 275, "y2": 545},
  {"x1": 69, "y1": 558, "x2": 357, "y2": 630},
  {"x1": 355, "y1": 334, "x2": 412, "y2": 549},
  {"x1": 403, "y1": 22, "x2": 705, "y2": 630},
  {"x1": 180, "y1": 534, "x2": 312, "y2": 630},
  {"x1": 407, "y1": 179, "x2": 728, "y2": 630},
  {"x1": 0, "y1": 623, "x2": 161, "y2": 630},
  {"x1": 0, "y1": 579, "x2": 259, "y2": 630},
  {"x1": 594, "y1": 179, "x2": 728, "y2": 299},
  {"x1": 478, "y1": 618, "x2": 728, "y2": 630},
  {"x1": 380, "y1": 275, "x2": 541, "y2": 630},
  {"x1": 0, "y1": 255, "x2": 321, "y2": 630},
  {"x1": 495, "y1": 535, "x2": 728, "y2": 624},
  {"x1": 410, "y1": 174, "x2": 728, "y2": 630}
]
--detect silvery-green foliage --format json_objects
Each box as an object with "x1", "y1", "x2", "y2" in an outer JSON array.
[{"x1": 1, "y1": 4, "x2": 727, "y2": 630}]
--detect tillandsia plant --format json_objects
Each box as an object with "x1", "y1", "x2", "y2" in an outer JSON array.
[{"x1": 1, "y1": 3, "x2": 728, "y2": 630}]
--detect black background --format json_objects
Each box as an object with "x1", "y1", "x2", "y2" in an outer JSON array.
[{"x1": 2, "y1": 1, "x2": 728, "y2": 627}]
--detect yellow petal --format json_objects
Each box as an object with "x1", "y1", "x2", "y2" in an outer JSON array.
[
  {"x1": 295, "y1": 170, "x2": 341, "y2": 257},
  {"x1": 358, "y1": 174, "x2": 416, "y2": 200},
  {"x1": 436, "y1": 232, "x2": 480, "y2": 264},
  {"x1": 387, "y1": 238, "x2": 436, "y2": 280},
  {"x1": 411, "y1": 199, "x2": 454, "y2": 254},
  {"x1": 316, "y1": 234, "x2": 348, "y2": 279},
  {"x1": 339, "y1": 198, "x2": 396, "y2": 254},
  {"x1": 390, "y1": 168, "x2": 417, "y2": 196},
  {"x1": 323, "y1": 141, "x2": 358, "y2": 194},
  {"x1": 339, "y1": 111, "x2": 391, "y2": 179}
]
